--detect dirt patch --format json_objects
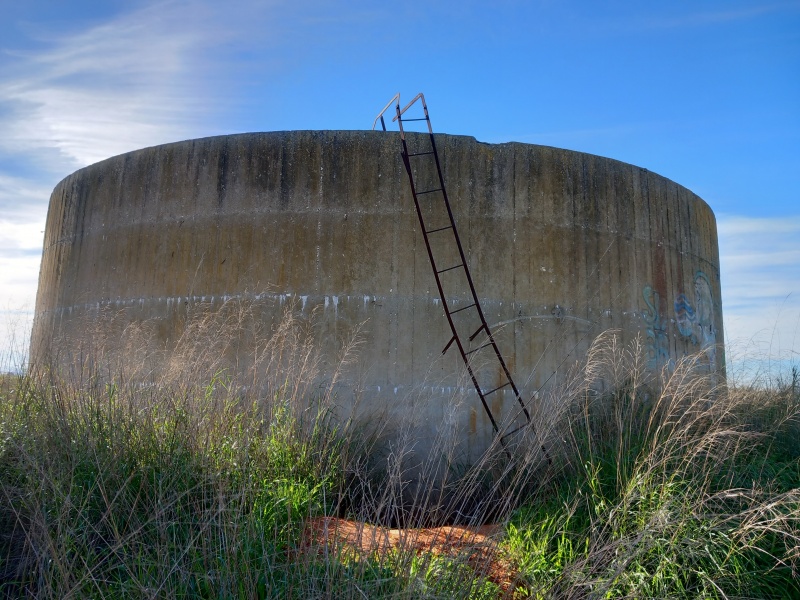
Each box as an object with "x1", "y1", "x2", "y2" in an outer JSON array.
[{"x1": 301, "y1": 517, "x2": 520, "y2": 594}]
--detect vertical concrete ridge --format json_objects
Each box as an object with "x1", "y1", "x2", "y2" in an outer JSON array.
[{"x1": 31, "y1": 130, "x2": 724, "y2": 462}]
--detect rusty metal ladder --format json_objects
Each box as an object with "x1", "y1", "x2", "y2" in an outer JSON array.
[{"x1": 373, "y1": 93, "x2": 543, "y2": 455}]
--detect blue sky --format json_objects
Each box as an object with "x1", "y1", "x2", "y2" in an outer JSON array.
[{"x1": 1, "y1": 0, "x2": 798, "y2": 376}]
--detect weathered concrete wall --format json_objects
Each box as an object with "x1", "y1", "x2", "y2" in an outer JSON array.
[{"x1": 31, "y1": 131, "x2": 724, "y2": 461}]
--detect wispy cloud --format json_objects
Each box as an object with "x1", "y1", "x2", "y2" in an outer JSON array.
[
  {"x1": 0, "y1": 173, "x2": 48, "y2": 368},
  {"x1": 718, "y1": 214, "x2": 800, "y2": 367},
  {"x1": 0, "y1": 1, "x2": 228, "y2": 170},
  {"x1": 0, "y1": 0, "x2": 373, "y2": 366},
  {"x1": 0, "y1": 173, "x2": 51, "y2": 217},
  {"x1": 0, "y1": 224, "x2": 42, "y2": 371},
  {"x1": 0, "y1": 0, "x2": 239, "y2": 367},
  {"x1": 0, "y1": 0, "x2": 373, "y2": 171},
  {"x1": 1, "y1": 0, "x2": 797, "y2": 377}
]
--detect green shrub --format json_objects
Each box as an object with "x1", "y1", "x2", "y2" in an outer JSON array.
[{"x1": 2, "y1": 325, "x2": 798, "y2": 599}]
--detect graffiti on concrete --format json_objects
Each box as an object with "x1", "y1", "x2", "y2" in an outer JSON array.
[
  {"x1": 673, "y1": 292, "x2": 697, "y2": 342},
  {"x1": 642, "y1": 270, "x2": 718, "y2": 371},
  {"x1": 674, "y1": 271, "x2": 717, "y2": 369},
  {"x1": 642, "y1": 285, "x2": 671, "y2": 369}
]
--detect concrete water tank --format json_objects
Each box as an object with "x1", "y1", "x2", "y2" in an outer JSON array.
[{"x1": 31, "y1": 131, "x2": 724, "y2": 459}]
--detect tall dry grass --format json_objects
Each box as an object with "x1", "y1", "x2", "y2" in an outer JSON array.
[
  {"x1": 1, "y1": 306, "x2": 798, "y2": 598},
  {"x1": 498, "y1": 331, "x2": 800, "y2": 597}
]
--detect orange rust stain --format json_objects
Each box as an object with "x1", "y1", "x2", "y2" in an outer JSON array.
[{"x1": 300, "y1": 517, "x2": 517, "y2": 593}]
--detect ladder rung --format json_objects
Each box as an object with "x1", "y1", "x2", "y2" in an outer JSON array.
[
  {"x1": 484, "y1": 381, "x2": 511, "y2": 396},
  {"x1": 378, "y1": 93, "x2": 549, "y2": 464},
  {"x1": 436, "y1": 263, "x2": 463, "y2": 274},
  {"x1": 448, "y1": 302, "x2": 476, "y2": 315},
  {"x1": 501, "y1": 424, "x2": 527, "y2": 440},
  {"x1": 466, "y1": 342, "x2": 491, "y2": 355},
  {"x1": 469, "y1": 324, "x2": 486, "y2": 341}
]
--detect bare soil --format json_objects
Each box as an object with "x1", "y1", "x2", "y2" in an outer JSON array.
[{"x1": 301, "y1": 517, "x2": 520, "y2": 595}]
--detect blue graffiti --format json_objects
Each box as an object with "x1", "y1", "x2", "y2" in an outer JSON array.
[
  {"x1": 642, "y1": 285, "x2": 670, "y2": 369},
  {"x1": 642, "y1": 270, "x2": 719, "y2": 372},
  {"x1": 672, "y1": 270, "x2": 718, "y2": 370},
  {"x1": 674, "y1": 293, "x2": 698, "y2": 342}
]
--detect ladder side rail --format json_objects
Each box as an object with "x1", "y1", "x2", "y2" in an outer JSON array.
[
  {"x1": 372, "y1": 93, "x2": 401, "y2": 131},
  {"x1": 420, "y1": 108, "x2": 533, "y2": 425},
  {"x1": 394, "y1": 93, "x2": 433, "y2": 135},
  {"x1": 401, "y1": 156, "x2": 504, "y2": 441},
  {"x1": 397, "y1": 109, "x2": 503, "y2": 437},
  {"x1": 389, "y1": 92, "x2": 541, "y2": 455}
]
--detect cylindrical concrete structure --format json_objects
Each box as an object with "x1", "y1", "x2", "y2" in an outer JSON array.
[{"x1": 31, "y1": 131, "x2": 724, "y2": 459}]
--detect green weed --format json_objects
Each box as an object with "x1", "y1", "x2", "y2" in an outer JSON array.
[{"x1": 1, "y1": 318, "x2": 798, "y2": 599}]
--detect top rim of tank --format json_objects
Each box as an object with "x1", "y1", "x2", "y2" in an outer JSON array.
[{"x1": 51, "y1": 130, "x2": 713, "y2": 215}]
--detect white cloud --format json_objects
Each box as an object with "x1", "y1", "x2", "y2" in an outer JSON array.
[
  {"x1": 0, "y1": 0, "x2": 237, "y2": 170},
  {"x1": 0, "y1": 174, "x2": 48, "y2": 370},
  {"x1": 1, "y1": 0, "x2": 797, "y2": 380},
  {"x1": 0, "y1": 0, "x2": 231, "y2": 367},
  {"x1": 0, "y1": 172, "x2": 52, "y2": 214},
  {"x1": 0, "y1": 0, "x2": 354, "y2": 367},
  {"x1": 0, "y1": 174, "x2": 48, "y2": 306},
  {"x1": 720, "y1": 215, "x2": 800, "y2": 236},
  {"x1": 718, "y1": 214, "x2": 800, "y2": 375}
]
